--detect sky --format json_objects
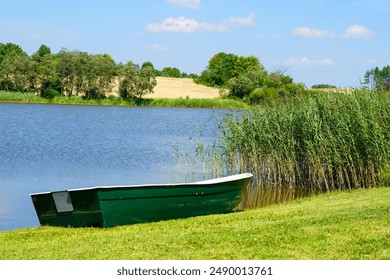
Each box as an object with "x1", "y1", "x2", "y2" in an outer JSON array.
[{"x1": 1, "y1": 0, "x2": 389, "y2": 87}]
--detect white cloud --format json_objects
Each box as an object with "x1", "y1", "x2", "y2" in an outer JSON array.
[
  {"x1": 258, "y1": 33, "x2": 282, "y2": 40},
  {"x1": 316, "y1": 58, "x2": 336, "y2": 66},
  {"x1": 293, "y1": 25, "x2": 373, "y2": 39},
  {"x1": 292, "y1": 27, "x2": 334, "y2": 38},
  {"x1": 228, "y1": 12, "x2": 255, "y2": 26},
  {"x1": 285, "y1": 57, "x2": 335, "y2": 67},
  {"x1": 166, "y1": 0, "x2": 201, "y2": 9},
  {"x1": 146, "y1": 17, "x2": 229, "y2": 33},
  {"x1": 340, "y1": 24, "x2": 373, "y2": 39},
  {"x1": 147, "y1": 44, "x2": 168, "y2": 52}
]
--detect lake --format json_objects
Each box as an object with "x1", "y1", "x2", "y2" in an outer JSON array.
[{"x1": 0, "y1": 103, "x2": 229, "y2": 231}]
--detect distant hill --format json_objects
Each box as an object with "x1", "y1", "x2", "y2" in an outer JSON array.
[{"x1": 150, "y1": 77, "x2": 220, "y2": 99}]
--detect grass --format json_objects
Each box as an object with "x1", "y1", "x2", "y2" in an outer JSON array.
[
  {"x1": 1, "y1": 187, "x2": 389, "y2": 260},
  {"x1": 144, "y1": 97, "x2": 248, "y2": 109},
  {"x1": 0, "y1": 90, "x2": 248, "y2": 109}
]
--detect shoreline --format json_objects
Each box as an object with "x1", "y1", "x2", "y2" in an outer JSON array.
[{"x1": 0, "y1": 78, "x2": 248, "y2": 109}]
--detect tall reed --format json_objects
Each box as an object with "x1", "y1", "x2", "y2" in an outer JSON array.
[{"x1": 196, "y1": 90, "x2": 389, "y2": 208}]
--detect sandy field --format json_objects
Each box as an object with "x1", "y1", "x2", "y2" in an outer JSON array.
[{"x1": 150, "y1": 77, "x2": 220, "y2": 99}]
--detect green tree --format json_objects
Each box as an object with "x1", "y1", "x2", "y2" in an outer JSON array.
[
  {"x1": 196, "y1": 52, "x2": 266, "y2": 87},
  {"x1": 119, "y1": 61, "x2": 157, "y2": 100},
  {"x1": 228, "y1": 75, "x2": 255, "y2": 99},
  {"x1": 73, "y1": 51, "x2": 90, "y2": 96},
  {"x1": 311, "y1": 84, "x2": 336, "y2": 89},
  {"x1": 363, "y1": 65, "x2": 390, "y2": 91},
  {"x1": 33, "y1": 53, "x2": 59, "y2": 95},
  {"x1": 0, "y1": 42, "x2": 25, "y2": 65},
  {"x1": 32, "y1": 44, "x2": 51, "y2": 63},
  {"x1": 56, "y1": 48, "x2": 76, "y2": 96},
  {"x1": 138, "y1": 63, "x2": 157, "y2": 98},
  {"x1": 84, "y1": 53, "x2": 117, "y2": 99},
  {"x1": 161, "y1": 67, "x2": 181, "y2": 78},
  {"x1": 0, "y1": 51, "x2": 34, "y2": 92}
]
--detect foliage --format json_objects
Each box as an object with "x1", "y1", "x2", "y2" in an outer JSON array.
[
  {"x1": 40, "y1": 80, "x2": 61, "y2": 99},
  {"x1": 119, "y1": 61, "x2": 157, "y2": 100},
  {"x1": 0, "y1": 51, "x2": 35, "y2": 92},
  {"x1": 1, "y1": 187, "x2": 389, "y2": 259},
  {"x1": 311, "y1": 83, "x2": 336, "y2": 89},
  {"x1": 161, "y1": 66, "x2": 181, "y2": 78},
  {"x1": 31, "y1": 44, "x2": 51, "y2": 62},
  {"x1": 195, "y1": 52, "x2": 305, "y2": 102},
  {"x1": 363, "y1": 65, "x2": 390, "y2": 91},
  {"x1": 0, "y1": 42, "x2": 26, "y2": 64},
  {"x1": 227, "y1": 75, "x2": 254, "y2": 99},
  {"x1": 196, "y1": 52, "x2": 266, "y2": 87},
  {"x1": 0, "y1": 42, "x2": 157, "y2": 100}
]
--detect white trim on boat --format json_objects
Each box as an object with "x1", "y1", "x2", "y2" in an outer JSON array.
[{"x1": 29, "y1": 173, "x2": 253, "y2": 195}]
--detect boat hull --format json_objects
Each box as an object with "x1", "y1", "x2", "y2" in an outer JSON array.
[{"x1": 30, "y1": 173, "x2": 253, "y2": 228}]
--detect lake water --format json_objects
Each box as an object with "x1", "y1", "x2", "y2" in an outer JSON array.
[{"x1": 0, "y1": 103, "x2": 229, "y2": 231}]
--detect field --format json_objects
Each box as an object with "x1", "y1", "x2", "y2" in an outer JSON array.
[
  {"x1": 1, "y1": 187, "x2": 389, "y2": 260},
  {"x1": 151, "y1": 77, "x2": 221, "y2": 99}
]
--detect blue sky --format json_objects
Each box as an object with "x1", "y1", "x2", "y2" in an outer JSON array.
[{"x1": 1, "y1": 0, "x2": 389, "y2": 87}]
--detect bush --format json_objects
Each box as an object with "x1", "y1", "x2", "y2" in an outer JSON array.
[
  {"x1": 248, "y1": 87, "x2": 278, "y2": 105},
  {"x1": 228, "y1": 75, "x2": 254, "y2": 99},
  {"x1": 40, "y1": 80, "x2": 61, "y2": 99},
  {"x1": 84, "y1": 87, "x2": 106, "y2": 100}
]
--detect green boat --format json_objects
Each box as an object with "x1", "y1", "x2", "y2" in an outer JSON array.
[{"x1": 30, "y1": 173, "x2": 253, "y2": 228}]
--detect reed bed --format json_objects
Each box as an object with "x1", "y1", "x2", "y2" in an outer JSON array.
[
  {"x1": 192, "y1": 90, "x2": 389, "y2": 208},
  {"x1": 0, "y1": 91, "x2": 248, "y2": 109}
]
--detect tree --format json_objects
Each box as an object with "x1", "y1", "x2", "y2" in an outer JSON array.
[
  {"x1": 56, "y1": 48, "x2": 76, "y2": 96},
  {"x1": 312, "y1": 84, "x2": 336, "y2": 89},
  {"x1": 119, "y1": 61, "x2": 157, "y2": 100},
  {"x1": 33, "y1": 53, "x2": 59, "y2": 95},
  {"x1": 32, "y1": 44, "x2": 51, "y2": 62},
  {"x1": 138, "y1": 63, "x2": 157, "y2": 98},
  {"x1": 0, "y1": 42, "x2": 25, "y2": 65},
  {"x1": 73, "y1": 51, "x2": 90, "y2": 96},
  {"x1": 161, "y1": 67, "x2": 181, "y2": 78},
  {"x1": 363, "y1": 65, "x2": 390, "y2": 91},
  {"x1": 84, "y1": 53, "x2": 117, "y2": 99},
  {"x1": 0, "y1": 51, "x2": 34, "y2": 92},
  {"x1": 196, "y1": 52, "x2": 266, "y2": 87},
  {"x1": 118, "y1": 61, "x2": 138, "y2": 99},
  {"x1": 228, "y1": 75, "x2": 255, "y2": 99}
]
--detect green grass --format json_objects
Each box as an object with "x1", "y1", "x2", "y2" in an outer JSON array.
[
  {"x1": 1, "y1": 187, "x2": 389, "y2": 260},
  {"x1": 145, "y1": 97, "x2": 248, "y2": 109},
  {"x1": 0, "y1": 91, "x2": 248, "y2": 109}
]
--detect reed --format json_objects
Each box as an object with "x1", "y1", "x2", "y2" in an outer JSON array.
[
  {"x1": 0, "y1": 91, "x2": 248, "y2": 109},
  {"x1": 194, "y1": 90, "x2": 389, "y2": 208},
  {"x1": 145, "y1": 97, "x2": 248, "y2": 109}
]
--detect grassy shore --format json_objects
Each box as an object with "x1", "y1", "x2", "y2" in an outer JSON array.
[
  {"x1": 0, "y1": 91, "x2": 248, "y2": 109},
  {"x1": 1, "y1": 187, "x2": 389, "y2": 260}
]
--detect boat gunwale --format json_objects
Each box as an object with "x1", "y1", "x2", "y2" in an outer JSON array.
[{"x1": 29, "y1": 173, "x2": 253, "y2": 196}]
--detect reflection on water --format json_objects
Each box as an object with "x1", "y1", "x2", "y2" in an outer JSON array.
[{"x1": 0, "y1": 103, "x2": 228, "y2": 231}]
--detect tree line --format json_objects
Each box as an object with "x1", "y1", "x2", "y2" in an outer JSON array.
[
  {"x1": 0, "y1": 42, "x2": 190, "y2": 100},
  {"x1": 2, "y1": 42, "x2": 388, "y2": 103}
]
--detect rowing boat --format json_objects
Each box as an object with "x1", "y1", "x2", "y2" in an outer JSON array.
[{"x1": 30, "y1": 173, "x2": 253, "y2": 228}]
